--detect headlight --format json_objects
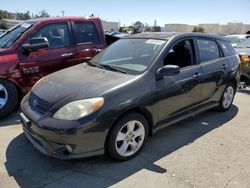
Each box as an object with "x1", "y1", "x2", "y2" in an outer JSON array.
[{"x1": 53, "y1": 97, "x2": 104, "y2": 120}]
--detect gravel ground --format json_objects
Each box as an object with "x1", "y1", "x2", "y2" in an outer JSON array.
[{"x1": 0, "y1": 89, "x2": 250, "y2": 188}]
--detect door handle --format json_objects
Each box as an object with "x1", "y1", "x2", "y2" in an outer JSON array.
[
  {"x1": 95, "y1": 48, "x2": 103, "y2": 53},
  {"x1": 221, "y1": 64, "x2": 228, "y2": 69},
  {"x1": 193, "y1": 73, "x2": 202, "y2": 79},
  {"x1": 61, "y1": 52, "x2": 74, "y2": 58}
]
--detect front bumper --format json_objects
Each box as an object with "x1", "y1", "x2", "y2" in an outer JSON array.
[{"x1": 20, "y1": 109, "x2": 107, "y2": 160}]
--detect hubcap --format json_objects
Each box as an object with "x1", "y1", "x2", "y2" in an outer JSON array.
[
  {"x1": 0, "y1": 84, "x2": 8, "y2": 109},
  {"x1": 115, "y1": 120, "x2": 145, "y2": 157},
  {"x1": 222, "y1": 86, "x2": 234, "y2": 109}
]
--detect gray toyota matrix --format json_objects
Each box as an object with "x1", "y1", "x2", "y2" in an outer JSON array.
[{"x1": 20, "y1": 33, "x2": 240, "y2": 161}]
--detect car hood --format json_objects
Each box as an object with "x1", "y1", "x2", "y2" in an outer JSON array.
[
  {"x1": 32, "y1": 63, "x2": 136, "y2": 105},
  {"x1": 235, "y1": 48, "x2": 250, "y2": 56}
]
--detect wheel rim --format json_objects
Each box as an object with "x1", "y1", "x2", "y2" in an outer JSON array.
[
  {"x1": 222, "y1": 86, "x2": 234, "y2": 109},
  {"x1": 0, "y1": 84, "x2": 8, "y2": 109},
  {"x1": 115, "y1": 120, "x2": 145, "y2": 157}
]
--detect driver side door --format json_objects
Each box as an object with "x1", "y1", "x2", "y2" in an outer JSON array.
[
  {"x1": 19, "y1": 22, "x2": 76, "y2": 91},
  {"x1": 156, "y1": 38, "x2": 202, "y2": 127}
]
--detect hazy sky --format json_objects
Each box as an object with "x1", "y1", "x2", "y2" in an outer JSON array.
[{"x1": 1, "y1": 0, "x2": 249, "y2": 26}]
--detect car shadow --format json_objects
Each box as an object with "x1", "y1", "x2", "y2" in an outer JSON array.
[
  {"x1": 5, "y1": 105, "x2": 238, "y2": 188},
  {"x1": 0, "y1": 110, "x2": 20, "y2": 127},
  {"x1": 238, "y1": 88, "x2": 250, "y2": 95}
]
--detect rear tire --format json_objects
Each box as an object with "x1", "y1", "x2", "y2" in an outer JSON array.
[
  {"x1": 107, "y1": 113, "x2": 149, "y2": 161},
  {"x1": 217, "y1": 83, "x2": 236, "y2": 112},
  {"x1": 0, "y1": 79, "x2": 18, "y2": 119}
]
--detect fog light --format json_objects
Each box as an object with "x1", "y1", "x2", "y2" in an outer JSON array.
[{"x1": 65, "y1": 145, "x2": 72, "y2": 153}]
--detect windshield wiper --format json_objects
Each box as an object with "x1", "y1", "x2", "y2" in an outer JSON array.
[
  {"x1": 88, "y1": 62, "x2": 127, "y2": 74},
  {"x1": 100, "y1": 64, "x2": 127, "y2": 74}
]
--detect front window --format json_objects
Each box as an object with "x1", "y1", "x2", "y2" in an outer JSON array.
[
  {"x1": 0, "y1": 23, "x2": 32, "y2": 49},
  {"x1": 31, "y1": 22, "x2": 70, "y2": 49},
  {"x1": 89, "y1": 38, "x2": 166, "y2": 75}
]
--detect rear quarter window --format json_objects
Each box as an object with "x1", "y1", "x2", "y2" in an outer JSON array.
[
  {"x1": 218, "y1": 41, "x2": 235, "y2": 56},
  {"x1": 197, "y1": 39, "x2": 220, "y2": 62}
]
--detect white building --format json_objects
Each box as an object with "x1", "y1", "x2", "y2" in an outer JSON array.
[{"x1": 102, "y1": 20, "x2": 119, "y2": 31}]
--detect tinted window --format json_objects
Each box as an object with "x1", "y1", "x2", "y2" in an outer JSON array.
[
  {"x1": 74, "y1": 21, "x2": 100, "y2": 44},
  {"x1": 164, "y1": 39, "x2": 195, "y2": 68},
  {"x1": 197, "y1": 39, "x2": 220, "y2": 62},
  {"x1": 32, "y1": 22, "x2": 70, "y2": 49},
  {"x1": 218, "y1": 41, "x2": 235, "y2": 56}
]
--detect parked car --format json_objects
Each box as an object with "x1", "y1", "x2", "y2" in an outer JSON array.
[
  {"x1": 20, "y1": 33, "x2": 240, "y2": 161},
  {"x1": 0, "y1": 17, "x2": 106, "y2": 118},
  {"x1": 227, "y1": 34, "x2": 250, "y2": 87}
]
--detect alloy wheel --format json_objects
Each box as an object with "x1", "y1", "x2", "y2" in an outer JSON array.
[
  {"x1": 115, "y1": 120, "x2": 145, "y2": 157},
  {"x1": 222, "y1": 86, "x2": 234, "y2": 109}
]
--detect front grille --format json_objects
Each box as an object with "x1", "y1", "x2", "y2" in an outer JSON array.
[{"x1": 29, "y1": 92, "x2": 52, "y2": 114}]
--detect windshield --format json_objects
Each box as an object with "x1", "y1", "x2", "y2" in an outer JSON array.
[
  {"x1": 0, "y1": 23, "x2": 32, "y2": 49},
  {"x1": 227, "y1": 36, "x2": 250, "y2": 48},
  {"x1": 90, "y1": 38, "x2": 166, "y2": 75}
]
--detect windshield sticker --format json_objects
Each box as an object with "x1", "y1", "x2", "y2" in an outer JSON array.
[
  {"x1": 146, "y1": 39, "x2": 165, "y2": 45},
  {"x1": 21, "y1": 23, "x2": 31, "y2": 28}
]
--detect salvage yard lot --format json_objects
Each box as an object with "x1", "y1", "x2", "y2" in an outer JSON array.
[{"x1": 0, "y1": 90, "x2": 250, "y2": 188}]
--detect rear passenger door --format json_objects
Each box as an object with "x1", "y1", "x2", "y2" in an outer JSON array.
[
  {"x1": 71, "y1": 21, "x2": 105, "y2": 64},
  {"x1": 195, "y1": 38, "x2": 227, "y2": 103}
]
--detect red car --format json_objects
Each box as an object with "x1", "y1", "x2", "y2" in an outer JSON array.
[{"x1": 0, "y1": 17, "x2": 106, "y2": 118}]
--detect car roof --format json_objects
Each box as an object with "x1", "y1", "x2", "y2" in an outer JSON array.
[
  {"x1": 125, "y1": 32, "x2": 230, "y2": 42},
  {"x1": 25, "y1": 16, "x2": 100, "y2": 24}
]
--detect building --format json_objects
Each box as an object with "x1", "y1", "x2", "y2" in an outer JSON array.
[
  {"x1": 102, "y1": 20, "x2": 119, "y2": 31},
  {"x1": 164, "y1": 22, "x2": 250, "y2": 34},
  {"x1": 165, "y1": 24, "x2": 189, "y2": 32}
]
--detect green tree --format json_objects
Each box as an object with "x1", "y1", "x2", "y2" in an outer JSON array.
[
  {"x1": 35, "y1": 10, "x2": 50, "y2": 18},
  {"x1": 192, "y1": 26, "x2": 205, "y2": 33},
  {"x1": 134, "y1": 21, "x2": 144, "y2": 33},
  {"x1": 0, "y1": 23, "x2": 9, "y2": 30},
  {"x1": 153, "y1": 26, "x2": 161, "y2": 32}
]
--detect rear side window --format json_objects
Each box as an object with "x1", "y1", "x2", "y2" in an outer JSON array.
[
  {"x1": 218, "y1": 41, "x2": 235, "y2": 56},
  {"x1": 74, "y1": 21, "x2": 100, "y2": 45},
  {"x1": 197, "y1": 39, "x2": 220, "y2": 62}
]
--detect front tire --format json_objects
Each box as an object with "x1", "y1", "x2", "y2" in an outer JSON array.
[
  {"x1": 218, "y1": 83, "x2": 236, "y2": 112},
  {"x1": 0, "y1": 79, "x2": 18, "y2": 119},
  {"x1": 107, "y1": 113, "x2": 149, "y2": 161}
]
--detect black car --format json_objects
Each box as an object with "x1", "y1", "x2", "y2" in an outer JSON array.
[{"x1": 20, "y1": 33, "x2": 241, "y2": 161}]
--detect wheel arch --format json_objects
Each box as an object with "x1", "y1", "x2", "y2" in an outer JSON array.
[{"x1": 104, "y1": 106, "x2": 154, "y2": 151}]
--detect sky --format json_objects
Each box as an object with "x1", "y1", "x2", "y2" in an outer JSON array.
[{"x1": 0, "y1": 0, "x2": 250, "y2": 26}]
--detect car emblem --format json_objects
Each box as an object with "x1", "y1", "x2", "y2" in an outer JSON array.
[{"x1": 33, "y1": 99, "x2": 38, "y2": 107}]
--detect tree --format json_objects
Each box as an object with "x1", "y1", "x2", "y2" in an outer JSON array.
[
  {"x1": 0, "y1": 23, "x2": 9, "y2": 30},
  {"x1": 153, "y1": 26, "x2": 161, "y2": 32},
  {"x1": 134, "y1": 21, "x2": 144, "y2": 33},
  {"x1": 192, "y1": 26, "x2": 205, "y2": 33},
  {"x1": 16, "y1": 11, "x2": 31, "y2": 20},
  {"x1": 35, "y1": 10, "x2": 50, "y2": 18}
]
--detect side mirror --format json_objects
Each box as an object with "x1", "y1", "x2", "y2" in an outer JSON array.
[
  {"x1": 157, "y1": 65, "x2": 180, "y2": 76},
  {"x1": 22, "y1": 37, "x2": 49, "y2": 52}
]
